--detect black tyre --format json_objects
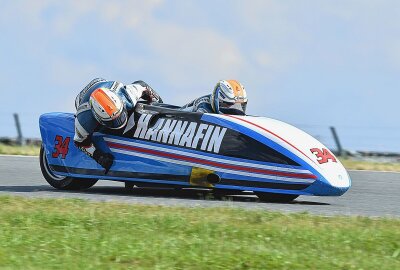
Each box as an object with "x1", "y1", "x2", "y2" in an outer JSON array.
[
  {"x1": 40, "y1": 145, "x2": 98, "y2": 190},
  {"x1": 126, "y1": 181, "x2": 181, "y2": 189},
  {"x1": 255, "y1": 192, "x2": 298, "y2": 203},
  {"x1": 125, "y1": 182, "x2": 135, "y2": 189}
]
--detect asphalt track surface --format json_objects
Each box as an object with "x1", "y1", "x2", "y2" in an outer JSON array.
[{"x1": 0, "y1": 155, "x2": 399, "y2": 217}]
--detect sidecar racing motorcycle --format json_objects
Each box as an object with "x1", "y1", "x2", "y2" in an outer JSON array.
[{"x1": 39, "y1": 103, "x2": 351, "y2": 202}]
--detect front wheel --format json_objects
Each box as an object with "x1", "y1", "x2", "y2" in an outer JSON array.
[
  {"x1": 255, "y1": 192, "x2": 298, "y2": 203},
  {"x1": 40, "y1": 145, "x2": 98, "y2": 190}
]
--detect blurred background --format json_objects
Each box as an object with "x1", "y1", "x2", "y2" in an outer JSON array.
[{"x1": 0, "y1": 0, "x2": 399, "y2": 154}]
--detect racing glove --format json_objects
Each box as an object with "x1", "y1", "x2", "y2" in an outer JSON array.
[
  {"x1": 141, "y1": 88, "x2": 163, "y2": 104},
  {"x1": 93, "y1": 150, "x2": 114, "y2": 174},
  {"x1": 133, "y1": 80, "x2": 163, "y2": 104}
]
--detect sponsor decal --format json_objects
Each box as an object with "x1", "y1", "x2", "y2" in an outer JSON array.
[
  {"x1": 310, "y1": 148, "x2": 337, "y2": 164},
  {"x1": 124, "y1": 114, "x2": 227, "y2": 154},
  {"x1": 52, "y1": 135, "x2": 70, "y2": 159}
]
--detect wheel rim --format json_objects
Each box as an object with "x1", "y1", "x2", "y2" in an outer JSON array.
[{"x1": 42, "y1": 151, "x2": 66, "y2": 181}]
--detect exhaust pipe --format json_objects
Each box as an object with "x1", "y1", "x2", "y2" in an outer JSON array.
[{"x1": 207, "y1": 173, "x2": 221, "y2": 184}]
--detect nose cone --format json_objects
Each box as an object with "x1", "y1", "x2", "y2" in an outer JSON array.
[{"x1": 305, "y1": 171, "x2": 351, "y2": 196}]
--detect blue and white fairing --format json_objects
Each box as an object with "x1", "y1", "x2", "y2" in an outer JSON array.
[{"x1": 39, "y1": 104, "x2": 351, "y2": 197}]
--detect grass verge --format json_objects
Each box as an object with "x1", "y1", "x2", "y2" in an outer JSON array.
[
  {"x1": 0, "y1": 196, "x2": 399, "y2": 269},
  {"x1": 0, "y1": 143, "x2": 40, "y2": 156},
  {"x1": 340, "y1": 158, "x2": 400, "y2": 172}
]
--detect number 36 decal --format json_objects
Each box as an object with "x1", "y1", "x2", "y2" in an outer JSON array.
[
  {"x1": 310, "y1": 148, "x2": 337, "y2": 164},
  {"x1": 52, "y1": 135, "x2": 70, "y2": 159}
]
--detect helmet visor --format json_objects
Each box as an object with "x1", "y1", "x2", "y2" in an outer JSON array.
[
  {"x1": 219, "y1": 101, "x2": 247, "y2": 115},
  {"x1": 102, "y1": 109, "x2": 128, "y2": 129}
]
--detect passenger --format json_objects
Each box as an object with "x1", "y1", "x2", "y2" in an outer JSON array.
[
  {"x1": 73, "y1": 78, "x2": 162, "y2": 173},
  {"x1": 180, "y1": 80, "x2": 248, "y2": 115}
]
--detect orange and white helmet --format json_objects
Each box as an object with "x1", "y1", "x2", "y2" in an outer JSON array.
[
  {"x1": 89, "y1": 88, "x2": 128, "y2": 129},
  {"x1": 211, "y1": 80, "x2": 248, "y2": 114}
]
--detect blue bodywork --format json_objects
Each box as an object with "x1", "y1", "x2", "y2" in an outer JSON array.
[{"x1": 39, "y1": 111, "x2": 350, "y2": 196}]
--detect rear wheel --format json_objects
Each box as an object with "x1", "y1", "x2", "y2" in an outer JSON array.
[
  {"x1": 255, "y1": 192, "x2": 298, "y2": 203},
  {"x1": 40, "y1": 145, "x2": 98, "y2": 190}
]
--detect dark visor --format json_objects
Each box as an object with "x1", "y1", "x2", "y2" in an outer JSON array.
[{"x1": 219, "y1": 101, "x2": 247, "y2": 114}]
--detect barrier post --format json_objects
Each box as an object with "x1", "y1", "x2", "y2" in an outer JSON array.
[
  {"x1": 330, "y1": 126, "x2": 343, "y2": 157},
  {"x1": 13, "y1": 113, "x2": 25, "y2": 146}
]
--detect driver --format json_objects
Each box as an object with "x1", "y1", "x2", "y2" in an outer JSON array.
[
  {"x1": 74, "y1": 78, "x2": 162, "y2": 173},
  {"x1": 181, "y1": 80, "x2": 248, "y2": 114}
]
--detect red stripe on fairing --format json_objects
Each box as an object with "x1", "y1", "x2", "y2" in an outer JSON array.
[
  {"x1": 225, "y1": 115, "x2": 317, "y2": 165},
  {"x1": 107, "y1": 142, "x2": 317, "y2": 180}
]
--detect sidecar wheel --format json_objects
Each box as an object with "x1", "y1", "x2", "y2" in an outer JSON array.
[
  {"x1": 125, "y1": 182, "x2": 135, "y2": 189},
  {"x1": 255, "y1": 192, "x2": 298, "y2": 203},
  {"x1": 40, "y1": 145, "x2": 98, "y2": 190}
]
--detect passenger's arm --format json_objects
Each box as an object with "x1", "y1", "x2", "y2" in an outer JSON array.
[
  {"x1": 74, "y1": 111, "x2": 114, "y2": 173},
  {"x1": 124, "y1": 81, "x2": 163, "y2": 105}
]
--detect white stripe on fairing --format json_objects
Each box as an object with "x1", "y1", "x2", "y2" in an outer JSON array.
[
  {"x1": 104, "y1": 137, "x2": 311, "y2": 174},
  {"x1": 213, "y1": 114, "x2": 310, "y2": 155},
  {"x1": 110, "y1": 148, "x2": 316, "y2": 184},
  {"x1": 214, "y1": 114, "x2": 320, "y2": 167}
]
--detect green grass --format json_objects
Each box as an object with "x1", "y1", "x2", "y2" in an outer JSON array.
[
  {"x1": 0, "y1": 143, "x2": 40, "y2": 156},
  {"x1": 0, "y1": 196, "x2": 399, "y2": 269},
  {"x1": 340, "y1": 158, "x2": 400, "y2": 172}
]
